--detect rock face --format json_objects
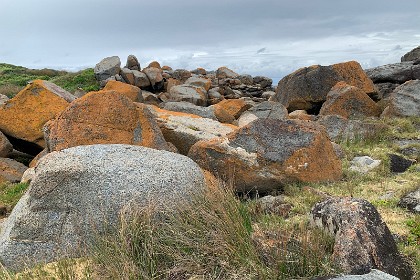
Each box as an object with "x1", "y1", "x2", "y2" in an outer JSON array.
[
  {"x1": 310, "y1": 197, "x2": 414, "y2": 279},
  {"x1": 381, "y1": 80, "x2": 420, "y2": 117},
  {"x1": 0, "y1": 80, "x2": 75, "y2": 148},
  {"x1": 271, "y1": 61, "x2": 376, "y2": 112},
  {"x1": 237, "y1": 101, "x2": 289, "y2": 127},
  {"x1": 94, "y1": 56, "x2": 121, "y2": 81},
  {"x1": 0, "y1": 144, "x2": 206, "y2": 271},
  {"x1": 0, "y1": 132, "x2": 12, "y2": 158},
  {"x1": 398, "y1": 187, "x2": 420, "y2": 213},
  {"x1": 102, "y1": 80, "x2": 143, "y2": 102},
  {"x1": 149, "y1": 106, "x2": 236, "y2": 155},
  {"x1": 0, "y1": 158, "x2": 27, "y2": 183},
  {"x1": 188, "y1": 119, "x2": 342, "y2": 193},
  {"x1": 319, "y1": 82, "x2": 381, "y2": 119},
  {"x1": 44, "y1": 91, "x2": 171, "y2": 152},
  {"x1": 401, "y1": 46, "x2": 420, "y2": 62}
]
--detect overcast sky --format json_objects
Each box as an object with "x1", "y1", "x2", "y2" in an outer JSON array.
[{"x1": 1, "y1": 0, "x2": 420, "y2": 82}]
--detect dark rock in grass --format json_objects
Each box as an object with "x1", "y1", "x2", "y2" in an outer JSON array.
[
  {"x1": 310, "y1": 197, "x2": 414, "y2": 279},
  {"x1": 388, "y1": 154, "x2": 415, "y2": 173},
  {"x1": 398, "y1": 187, "x2": 420, "y2": 213}
]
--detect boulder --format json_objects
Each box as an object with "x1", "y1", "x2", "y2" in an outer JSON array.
[
  {"x1": 213, "y1": 99, "x2": 253, "y2": 119},
  {"x1": 142, "y1": 91, "x2": 161, "y2": 106},
  {"x1": 209, "y1": 104, "x2": 236, "y2": 124},
  {"x1": 103, "y1": 80, "x2": 143, "y2": 102},
  {"x1": 172, "y1": 69, "x2": 192, "y2": 83},
  {"x1": 188, "y1": 119, "x2": 342, "y2": 193},
  {"x1": 0, "y1": 158, "x2": 27, "y2": 183},
  {"x1": 94, "y1": 56, "x2": 121, "y2": 81},
  {"x1": 120, "y1": 68, "x2": 135, "y2": 85},
  {"x1": 162, "y1": 102, "x2": 217, "y2": 120},
  {"x1": 310, "y1": 197, "x2": 414, "y2": 279},
  {"x1": 253, "y1": 76, "x2": 272, "y2": 88},
  {"x1": 44, "y1": 91, "x2": 171, "y2": 152},
  {"x1": 0, "y1": 131, "x2": 12, "y2": 158},
  {"x1": 271, "y1": 61, "x2": 376, "y2": 112},
  {"x1": 208, "y1": 88, "x2": 224, "y2": 105},
  {"x1": 132, "y1": 70, "x2": 151, "y2": 88},
  {"x1": 349, "y1": 156, "x2": 381, "y2": 173},
  {"x1": 0, "y1": 94, "x2": 9, "y2": 106},
  {"x1": 366, "y1": 61, "x2": 420, "y2": 84},
  {"x1": 165, "y1": 78, "x2": 181, "y2": 92},
  {"x1": 319, "y1": 82, "x2": 381, "y2": 119},
  {"x1": 288, "y1": 110, "x2": 314, "y2": 121},
  {"x1": 255, "y1": 195, "x2": 291, "y2": 217},
  {"x1": 398, "y1": 187, "x2": 420, "y2": 213},
  {"x1": 239, "y1": 74, "x2": 253, "y2": 85},
  {"x1": 262, "y1": 91, "x2": 276, "y2": 99},
  {"x1": 237, "y1": 101, "x2": 288, "y2": 127},
  {"x1": 381, "y1": 80, "x2": 420, "y2": 117},
  {"x1": 148, "y1": 106, "x2": 236, "y2": 155},
  {"x1": 160, "y1": 85, "x2": 207, "y2": 106},
  {"x1": 184, "y1": 77, "x2": 212, "y2": 91},
  {"x1": 388, "y1": 154, "x2": 415, "y2": 173},
  {"x1": 191, "y1": 67, "x2": 206, "y2": 75},
  {"x1": 142, "y1": 67, "x2": 163, "y2": 90},
  {"x1": 125, "y1": 54, "x2": 140, "y2": 71},
  {"x1": 148, "y1": 61, "x2": 161, "y2": 69},
  {"x1": 325, "y1": 269, "x2": 399, "y2": 280},
  {"x1": 0, "y1": 144, "x2": 206, "y2": 271},
  {"x1": 216, "y1": 67, "x2": 239, "y2": 79},
  {"x1": 401, "y1": 46, "x2": 420, "y2": 62},
  {"x1": 0, "y1": 80, "x2": 75, "y2": 148}
]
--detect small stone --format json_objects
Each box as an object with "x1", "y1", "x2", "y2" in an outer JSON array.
[
  {"x1": 388, "y1": 154, "x2": 415, "y2": 173},
  {"x1": 349, "y1": 156, "x2": 381, "y2": 173}
]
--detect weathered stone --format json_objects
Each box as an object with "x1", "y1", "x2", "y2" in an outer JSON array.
[
  {"x1": 366, "y1": 61, "x2": 420, "y2": 84},
  {"x1": 165, "y1": 78, "x2": 181, "y2": 92},
  {"x1": 188, "y1": 119, "x2": 342, "y2": 193},
  {"x1": 271, "y1": 61, "x2": 376, "y2": 112},
  {"x1": 191, "y1": 67, "x2": 206, "y2": 75},
  {"x1": 132, "y1": 70, "x2": 151, "y2": 88},
  {"x1": 0, "y1": 158, "x2": 27, "y2": 183},
  {"x1": 213, "y1": 99, "x2": 253, "y2": 119},
  {"x1": 349, "y1": 156, "x2": 381, "y2": 173},
  {"x1": 94, "y1": 56, "x2": 121, "y2": 81},
  {"x1": 0, "y1": 94, "x2": 9, "y2": 106},
  {"x1": 0, "y1": 80, "x2": 75, "y2": 148},
  {"x1": 319, "y1": 82, "x2": 381, "y2": 119},
  {"x1": 374, "y1": 83, "x2": 399, "y2": 100},
  {"x1": 237, "y1": 101, "x2": 288, "y2": 127},
  {"x1": 184, "y1": 77, "x2": 212, "y2": 91},
  {"x1": 172, "y1": 69, "x2": 192, "y2": 83},
  {"x1": 255, "y1": 195, "x2": 291, "y2": 217},
  {"x1": 310, "y1": 197, "x2": 414, "y2": 279},
  {"x1": 0, "y1": 144, "x2": 206, "y2": 271},
  {"x1": 142, "y1": 67, "x2": 163, "y2": 89},
  {"x1": 148, "y1": 61, "x2": 161, "y2": 69},
  {"x1": 0, "y1": 131, "x2": 12, "y2": 158},
  {"x1": 148, "y1": 106, "x2": 236, "y2": 155},
  {"x1": 401, "y1": 46, "x2": 420, "y2": 62},
  {"x1": 103, "y1": 80, "x2": 143, "y2": 102},
  {"x1": 207, "y1": 88, "x2": 224, "y2": 105},
  {"x1": 324, "y1": 269, "x2": 400, "y2": 280},
  {"x1": 398, "y1": 187, "x2": 420, "y2": 213},
  {"x1": 239, "y1": 74, "x2": 253, "y2": 85},
  {"x1": 44, "y1": 91, "x2": 171, "y2": 152},
  {"x1": 288, "y1": 110, "x2": 314, "y2": 121},
  {"x1": 20, "y1": 167, "x2": 35, "y2": 184},
  {"x1": 388, "y1": 154, "x2": 415, "y2": 173},
  {"x1": 160, "y1": 85, "x2": 207, "y2": 106},
  {"x1": 120, "y1": 68, "x2": 135, "y2": 85},
  {"x1": 125, "y1": 54, "x2": 141, "y2": 71},
  {"x1": 162, "y1": 102, "x2": 217, "y2": 120},
  {"x1": 253, "y1": 76, "x2": 272, "y2": 88},
  {"x1": 142, "y1": 91, "x2": 161, "y2": 106},
  {"x1": 381, "y1": 80, "x2": 420, "y2": 117},
  {"x1": 216, "y1": 67, "x2": 239, "y2": 79},
  {"x1": 262, "y1": 91, "x2": 276, "y2": 99}
]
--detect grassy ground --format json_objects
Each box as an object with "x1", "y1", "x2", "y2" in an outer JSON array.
[
  {"x1": 0, "y1": 63, "x2": 99, "y2": 98},
  {"x1": 0, "y1": 117, "x2": 419, "y2": 279}
]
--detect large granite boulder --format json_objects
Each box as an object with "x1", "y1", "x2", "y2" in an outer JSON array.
[
  {"x1": 381, "y1": 80, "x2": 420, "y2": 117},
  {"x1": 142, "y1": 67, "x2": 163, "y2": 90},
  {"x1": 271, "y1": 61, "x2": 376, "y2": 112},
  {"x1": 366, "y1": 61, "x2": 420, "y2": 84},
  {"x1": 0, "y1": 158, "x2": 27, "y2": 183},
  {"x1": 160, "y1": 85, "x2": 208, "y2": 106},
  {"x1": 0, "y1": 144, "x2": 206, "y2": 271},
  {"x1": 216, "y1": 66, "x2": 239, "y2": 79},
  {"x1": 188, "y1": 119, "x2": 342, "y2": 193},
  {"x1": 148, "y1": 106, "x2": 236, "y2": 155},
  {"x1": 237, "y1": 101, "x2": 288, "y2": 127},
  {"x1": 44, "y1": 91, "x2": 171, "y2": 152},
  {"x1": 125, "y1": 54, "x2": 141, "y2": 71},
  {"x1": 0, "y1": 80, "x2": 75, "y2": 148},
  {"x1": 132, "y1": 70, "x2": 151, "y2": 88},
  {"x1": 102, "y1": 80, "x2": 143, "y2": 102},
  {"x1": 319, "y1": 82, "x2": 381, "y2": 119},
  {"x1": 401, "y1": 46, "x2": 420, "y2": 62},
  {"x1": 310, "y1": 197, "x2": 414, "y2": 279},
  {"x1": 94, "y1": 56, "x2": 121, "y2": 81},
  {"x1": 213, "y1": 99, "x2": 253, "y2": 119}
]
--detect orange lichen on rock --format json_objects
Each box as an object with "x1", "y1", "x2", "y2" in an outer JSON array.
[
  {"x1": 102, "y1": 80, "x2": 142, "y2": 102},
  {"x1": 213, "y1": 99, "x2": 252, "y2": 119},
  {"x1": 0, "y1": 80, "x2": 74, "y2": 147},
  {"x1": 332, "y1": 61, "x2": 376, "y2": 95}
]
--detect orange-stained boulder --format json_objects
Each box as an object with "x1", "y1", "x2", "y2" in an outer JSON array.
[
  {"x1": 0, "y1": 158, "x2": 27, "y2": 183},
  {"x1": 271, "y1": 61, "x2": 376, "y2": 112},
  {"x1": 319, "y1": 82, "x2": 382, "y2": 119},
  {"x1": 0, "y1": 80, "x2": 75, "y2": 148},
  {"x1": 188, "y1": 119, "x2": 342, "y2": 193},
  {"x1": 103, "y1": 80, "x2": 143, "y2": 102},
  {"x1": 213, "y1": 99, "x2": 252, "y2": 119},
  {"x1": 44, "y1": 91, "x2": 171, "y2": 152}
]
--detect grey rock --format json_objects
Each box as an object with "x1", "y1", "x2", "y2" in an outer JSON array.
[
  {"x1": 253, "y1": 76, "x2": 272, "y2": 88},
  {"x1": 0, "y1": 144, "x2": 206, "y2": 271},
  {"x1": 374, "y1": 82, "x2": 399, "y2": 100},
  {"x1": 262, "y1": 91, "x2": 276, "y2": 99},
  {"x1": 0, "y1": 94, "x2": 9, "y2": 106},
  {"x1": 398, "y1": 187, "x2": 420, "y2": 213},
  {"x1": 161, "y1": 85, "x2": 207, "y2": 106},
  {"x1": 401, "y1": 46, "x2": 420, "y2": 62},
  {"x1": 143, "y1": 67, "x2": 163, "y2": 89},
  {"x1": 0, "y1": 158, "x2": 27, "y2": 183},
  {"x1": 125, "y1": 54, "x2": 141, "y2": 71},
  {"x1": 141, "y1": 91, "x2": 161, "y2": 105},
  {"x1": 162, "y1": 102, "x2": 217, "y2": 120},
  {"x1": 0, "y1": 131, "x2": 13, "y2": 158},
  {"x1": 325, "y1": 269, "x2": 400, "y2": 280},
  {"x1": 388, "y1": 154, "x2": 415, "y2": 173},
  {"x1": 184, "y1": 77, "x2": 211, "y2": 91},
  {"x1": 132, "y1": 70, "x2": 151, "y2": 88},
  {"x1": 349, "y1": 156, "x2": 381, "y2": 173},
  {"x1": 366, "y1": 62, "x2": 420, "y2": 84},
  {"x1": 237, "y1": 101, "x2": 288, "y2": 127},
  {"x1": 20, "y1": 167, "x2": 35, "y2": 184},
  {"x1": 238, "y1": 74, "x2": 253, "y2": 85},
  {"x1": 172, "y1": 69, "x2": 192, "y2": 83},
  {"x1": 208, "y1": 88, "x2": 224, "y2": 105},
  {"x1": 256, "y1": 195, "x2": 291, "y2": 217},
  {"x1": 120, "y1": 68, "x2": 135, "y2": 85},
  {"x1": 216, "y1": 67, "x2": 239, "y2": 79},
  {"x1": 381, "y1": 80, "x2": 420, "y2": 117},
  {"x1": 310, "y1": 197, "x2": 413, "y2": 279},
  {"x1": 94, "y1": 56, "x2": 121, "y2": 81}
]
